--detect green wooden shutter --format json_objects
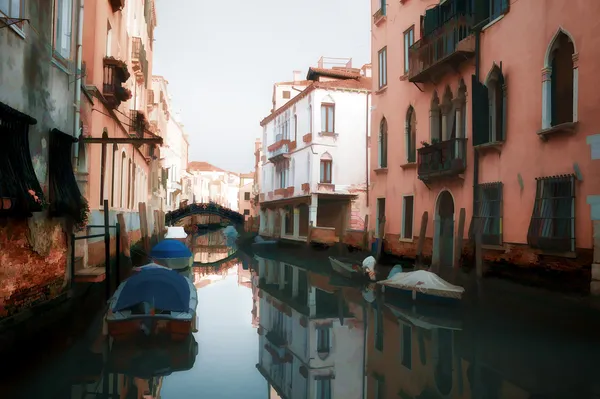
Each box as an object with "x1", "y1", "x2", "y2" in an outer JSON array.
[
  {"x1": 471, "y1": 74, "x2": 490, "y2": 146},
  {"x1": 473, "y1": 0, "x2": 490, "y2": 26},
  {"x1": 381, "y1": 0, "x2": 386, "y2": 15},
  {"x1": 424, "y1": 7, "x2": 439, "y2": 37},
  {"x1": 501, "y1": 0, "x2": 510, "y2": 14},
  {"x1": 498, "y1": 70, "x2": 507, "y2": 141}
]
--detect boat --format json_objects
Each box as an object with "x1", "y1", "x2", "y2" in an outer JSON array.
[
  {"x1": 150, "y1": 239, "x2": 193, "y2": 270},
  {"x1": 378, "y1": 270, "x2": 464, "y2": 305},
  {"x1": 328, "y1": 256, "x2": 376, "y2": 282},
  {"x1": 106, "y1": 266, "x2": 198, "y2": 341},
  {"x1": 164, "y1": 226, "x2": 188, "y2": 243}
]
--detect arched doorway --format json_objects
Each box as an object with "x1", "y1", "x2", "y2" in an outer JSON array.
[{"x1": 435, "y1": 190, "x2": 455, "y2": 267}]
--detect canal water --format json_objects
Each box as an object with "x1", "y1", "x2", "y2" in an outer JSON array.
[{"x1": 4, "y1": 227, "x2": 600, "y2": 398}]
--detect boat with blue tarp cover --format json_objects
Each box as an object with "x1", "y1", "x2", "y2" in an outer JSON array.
[
  {"x1": 150, "y1": 239, "x2": 193, "y2": 270},
  {"x1": 106, "y1": 265, "x2": 198, "y2": 341}
]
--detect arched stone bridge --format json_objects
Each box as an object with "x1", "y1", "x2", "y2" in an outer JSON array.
[{"x1": 165, "y1": 202, "x2": 245, "y2": 226}]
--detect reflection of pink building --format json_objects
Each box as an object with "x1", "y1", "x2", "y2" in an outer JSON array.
[{"x1": 370, "y1": 0, "x2": 599, "y2": 277}]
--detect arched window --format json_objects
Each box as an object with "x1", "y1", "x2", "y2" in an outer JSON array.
[
  {"x1": 378, "y1": 117, "x2": 388, "y2": 168},
  {"x1": 430, "y1": 92, "x2": 441, "y2": 142},
  {"x1": 442, "y1": 86, "x2": 455, "y2": 141},
  {"x1": 406, "y1": 107, "x2": 417, "y2": 163},
  {"x1": 485, "y1": 64, "x2": 506, "y2": 143},
  {"x1": 320, "y1": 152, "x2": 333, "y2": 184},
  {"x1": 543, "y1": 29, "x2": 577, "y2": 129}
]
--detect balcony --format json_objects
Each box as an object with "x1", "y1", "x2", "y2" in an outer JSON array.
[
  {"x1": 103, "y1": 57, "x2": 131, "y2": 109},
  {"x1": 267, "y1": 134, "x2": 291, "y2": 163},
  {"x1": 417, "y1": 137, "x2": 466, "y2": 181},
  {"x1": 131, "y1": 37, "x2": 149, "y2": 83},
  {"x1": 408, "y1": 14, "x2": 476, "y2": 83},
  {"x1": 129, "y1": 110, "x2": 147, "y2": 138},
  {"x1": 373, "y1": 7, "x2": 386, "y2": 25},
  {"x1": 109, "y1": 0, "x2": 124, "y2": 12}
]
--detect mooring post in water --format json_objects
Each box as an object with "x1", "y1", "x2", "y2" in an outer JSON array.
[
  {"x1": 103, "y1": 199, "x2": 111, "y2": 300},
  {"x1": 454, "y1": 208, "x2": 466, "y2": 269}
]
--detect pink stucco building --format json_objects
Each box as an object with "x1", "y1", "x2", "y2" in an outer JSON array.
[{"x1": 370, "y1": 0, "x2": 599, "y2": 277}]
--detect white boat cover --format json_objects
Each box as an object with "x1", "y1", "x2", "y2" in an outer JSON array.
[
  {"x1": 378, "y1": 270, "x2": 464, "y2": 299},
  {"x1": 165, "y1": 226, "x2": 188, "y2": 239}
]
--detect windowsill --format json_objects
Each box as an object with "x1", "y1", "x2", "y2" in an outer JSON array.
[
  {"x1": 400, "y1": 162, "x2": 417, "y2": 170},
  {"x1": 319, "y1": 132, "x2": 338, "y2": 138},
  {"x1": 374, "y1": 15, "x2": 387, "y2": 26},
  {"x1": 537, "y1": 122, "x2": 578, "y2": 141},
  {"x1": 374, "y1": 168, "x2": 388, "y2": 175},
  {"x1": 375, "y1": 86, "x2": 388, "y2": 95},
  {"x1": 481, "y1": 244, "x2": 505, "y2": 251},
  {"x1": 398, "y1": 237, "x2": 413, "y2": 243},
  {"x1": 475, "y1": 141, "x2": 504, "y2": 153},
  {"x1": 51, "y1": 57, "x2": 71, "y2": 75},
  {"x1": 482, "y1": 14, "x2": 505, "y2": 31}
]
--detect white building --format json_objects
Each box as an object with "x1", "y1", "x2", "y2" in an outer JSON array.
[
  {"x1": 258, "y1": 58, "x2": 372, "y2": 244},
  {"x1": 239, "y1": 172, "x2": 255, "y2": 219},
  {"x1": 188, "y1": 162, "x2": 240, "y2": 210},
  {"x1": 255, "y1": 255, "x2": 364, "y2": 399}
]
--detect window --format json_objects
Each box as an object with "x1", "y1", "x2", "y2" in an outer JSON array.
[
  {"x1": 316, "y1": 326, "x2": 330, "y2": 352},
  {"x1": 106, "y1": 22, "x2": 112, "y2": 57},
  {"x1": 472, "y1": 182, "x2": 503, "y2": 246},
  {"x1": 548, "y1": 31, "x2": 576, "y2": 128},
  {"x1": 120, "y1": 153, "x2": 127, "y2": 207},
  {"x1": 401, "y1": 324, "x2": 412, "y2": 369},
  {"x1": 379, "y1": 0, "x2": 386, "y2": 16},
  {"x1": 53, "y1": 0, "x2": 74, "y2": 60},
  {"x1": 376, "y1": 198, "x2": 386, "y2": 238},
  {"x1": 294, "y1": 114, "x2": 298, "y2": 142},
  {"x1": 378, "y1": 47, "x2": 387, "y2": 88},
  {"x1": 244, "y1": 209, "x2": 250, "y2": 216},
  {"x1": 0, "y1": 0, "x2": 24, "y2": 28},
  {"x1": 403, "y1": 27, "x2": 414, "y2": 75},
  {"x1": 378, "y1": 118, "x2": 388, "y2": 168},
  {"x1": 320, "y1": 159, "x2": 332, "y2": 184},
  {"x1": 489, "y1": 0, "x2": 509, "y2": 21},
  {"x1": 282, "y1": 90, "x2": 291, "y2": 99},
  {"x1": 316, "y1": 377, "x2": 332, "y2": 399},
  {"x1": 527, "y1": 176, "x2": 575, "y2": 253},
  {"x1": 278, "y1": 168, "x2": 288, "y2": 189},
  {"x1": 406, "y1": 106, "x2": 417, "y2": 163},
  {"x1": 244, "y1": 192, "x2": 250, "y2": 201},
  {"x1": 402, "y1": 195, "x2": 414, "y2": 239},
  {"x1": 321, "y1": 103, "x2": 335, "y2": 133},
  {"x1": 374, "y1": 376, "x2": 385, "y2": 399},
  {"x1": 472, "y1": 68, "x2": 506, "y2": 146}
]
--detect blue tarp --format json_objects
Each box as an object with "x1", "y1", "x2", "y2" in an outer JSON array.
[
  {"x1": 150, "y1": 239, "x2": 193, "y2": 259},
  {"x1": 113, "y1": 268, "x2": 190, "y2": 312}
]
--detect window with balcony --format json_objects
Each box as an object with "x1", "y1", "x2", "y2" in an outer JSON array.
[
  {"x1": 403, "y1": 27, "x2": 414, "y2": 75},
  {"x1": 378, "y1": 118, "x2": 388, "y2": 168},
  {"x1": 378, "y1": 47, "x2": 387, "y2": 89},
  {"x1": 471, "y1": 182, "x2": 503, "y2": 246},
  {"x1": 402, "y1": 195, "x2": 414, "y2": 240},
  {"x1": 321, "y1": 103, "x2": 335, "y2": 133},
  {"x1": 527, "y1": 175, "x2": 575, "y2": 253},
  {"x1": 53, "y1": 0, "x2": 73, "y2": 61},
  {"x1": 541, "y1": 30, "x2": 577, "y2": 134},
  {"x1": 406, "y1": 106, "x2": 417, "y2": 163},
  {"x1": 319, "y1": 154, "x2": 332, "y2": 184},
  {"x1": 430, "y1": 92, "x2": 442, "y2": 142},
  {"x1": 1, "y1": 0, "x2": 24, "y2": 29}
]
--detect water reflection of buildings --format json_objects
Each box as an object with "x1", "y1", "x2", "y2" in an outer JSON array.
[
  {"x1": 191, "y1": 230, "x2": 238, "y2": 264},
  {"x1": 254, "y1": 255, "x2": 364, "y2": 399}
]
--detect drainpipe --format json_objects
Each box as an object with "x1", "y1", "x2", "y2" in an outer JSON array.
[
  {"x1": 73, "y1": 0, "x2": 84, "y2": 165},
  {"x1": 473, "y1": 29, "x2": 481, "y2": 225},
  {"x1": 365, "y1": 93, "x2": 370, "y2": 208}
]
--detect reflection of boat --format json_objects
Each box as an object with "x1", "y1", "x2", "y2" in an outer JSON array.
[
  {"x1": 378, "y1": 270, "x2": 464, "y2": 305},
  {"x1": 150, "y1": 239, "x2": 193, "y2": 270},
  {"x1": 329, "y1": 256, "x2": 375, "y2": 282},
  {"x1": 107, "y1": 334, "x2": 199, "y2": 378},
  {"x1": 106, "y1": 267, "x2": 198, "y2": 341}
]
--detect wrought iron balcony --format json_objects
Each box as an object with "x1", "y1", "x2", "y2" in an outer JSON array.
[
  {"x1": 131, "y1": 37, "x2": 149, "y2": 83},
  {"x1": 103, "y1": 57, "x2": 131, "y2": 109},
  {"x1": 417, "y1": 137, "x2": 467, "y2": 181},
  {"x1": 129, "y1": 110, "x2": 147, "y2": 138},
  {"x1": 408, "y1": 14, "x2": 476, "y2": 83},
  {"x1": 267, "y1": 134, "x2": 291, "y2": 163}
]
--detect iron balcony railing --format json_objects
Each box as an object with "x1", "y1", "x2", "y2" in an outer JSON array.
[
  {"x1": 417, "y1": 137, "x2": 467, "y2": 180},
  {"x1": 102, "y1": 57, "x2": 131, "y2": 109},
  {"x1": 408, "y1": 14, "x2": 475, "y2": 82},
  {"x1": 131, "y1": 37, "x2": 149, "y2": 83}
]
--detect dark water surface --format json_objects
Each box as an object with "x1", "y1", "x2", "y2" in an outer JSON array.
[{"x1": 4, "y1": 228, "x2": 600, "y2": 398}]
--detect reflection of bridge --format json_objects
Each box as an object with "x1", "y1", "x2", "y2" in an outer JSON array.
[{"x1": 166, "y1": 202, "x2": 244, "y2": 226}]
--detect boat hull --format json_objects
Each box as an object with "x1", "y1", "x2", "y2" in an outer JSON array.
[
  {"x1": 382, "y1": 284, "x2": 462, "y2": 306},
  {"x1": 107, "y1": 317, "x2": 194, "y2": 342},
  {"x1": 329, "y1": 257, "x2": 373, "y2": 282}
]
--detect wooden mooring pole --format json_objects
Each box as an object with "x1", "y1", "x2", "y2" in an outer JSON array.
[{"x1": 103, "y1": 199, "x2": 111, "y2": 300}]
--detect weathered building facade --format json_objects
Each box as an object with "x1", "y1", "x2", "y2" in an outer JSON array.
[
  {"x1": 370, "y1": 0, "x2": 600, "y2": 282},
  {"x1": 0, "y1": 1, "x2": 86, "y2": 318},
  {"x1": 259, "y1": 58, "x2": 372, "y2": 246}
]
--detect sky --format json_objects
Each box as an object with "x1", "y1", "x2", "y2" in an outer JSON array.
[{"x1": 152, "y1": 0, "x2": 371, "y2": 174}]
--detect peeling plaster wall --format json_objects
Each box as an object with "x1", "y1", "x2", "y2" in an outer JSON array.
[{"x1": 0, "y1": 0, "x2": 77, "y2": 316}]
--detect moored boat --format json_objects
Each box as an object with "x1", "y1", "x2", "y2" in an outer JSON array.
[
  {"x1": 165, "y1": 226, "x2": 188, "y2": 243},
  {"x1": 150, "y1": 239, "x2": 193, "y2": 270},
  {"x1": 106, "y1": 266, "x2": 198, "y2": 341},
  {"x1": 328, "y1": 256, "x2": 376, "y2": 282},
  {"x1": 378, "y1": 270, "x2": 464, "y2": 305}
]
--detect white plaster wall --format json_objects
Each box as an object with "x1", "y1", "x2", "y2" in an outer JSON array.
[{"x1": 261, "y1": 89, "x2": 370, "y2": 195}]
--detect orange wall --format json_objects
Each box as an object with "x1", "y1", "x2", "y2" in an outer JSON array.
[{"x1": 369, "y1": 0, "x2": 600, "y2": 264}]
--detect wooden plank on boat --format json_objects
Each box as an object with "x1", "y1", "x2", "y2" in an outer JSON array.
[{"x1": 75, "y1": 267, "x2": 106, "y2": 283}]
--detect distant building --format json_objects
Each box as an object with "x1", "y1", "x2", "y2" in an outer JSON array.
[
  {"x1": 188, "y1": 162, "x2": 240, "y2": 211},
  {"x1": 239, "y1": 172, "x2": 255, "y2": 219},
  {"x1": 258, "y1": 57, "x2": 372, "y2": 245}
]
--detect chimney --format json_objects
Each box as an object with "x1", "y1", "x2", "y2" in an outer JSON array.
[{"x1": 293, "y1": 70, "x2": 302, "y2": 83}]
